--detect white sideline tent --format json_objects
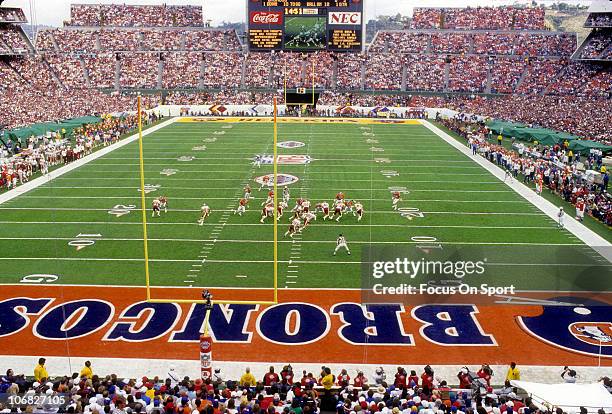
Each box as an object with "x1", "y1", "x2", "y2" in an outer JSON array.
[{"x1": 511, "y1": 380, "x2": 612, "y2": 412}]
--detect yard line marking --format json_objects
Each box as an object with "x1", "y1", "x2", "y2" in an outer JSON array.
[
  {"x1": 54, "y1": 177, "x2": 503, "y2": 184},
  {"x1": 19, "y1": 195, "x2": 529, "y2": 204},
  {"x1": 31, "y1": 186, "x2": 514, "y2": 193},
  {"x1": 0, "y1": 207, "x2": 548, "y2": 216}
]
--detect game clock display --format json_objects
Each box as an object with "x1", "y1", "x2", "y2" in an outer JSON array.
[{"x1": 247, "y1": 0, "x2": 363, "y2": 51}]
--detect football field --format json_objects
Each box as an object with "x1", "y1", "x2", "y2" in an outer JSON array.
[{"x1": 0, "y1": 117, "x2": 609, "y2": 301}]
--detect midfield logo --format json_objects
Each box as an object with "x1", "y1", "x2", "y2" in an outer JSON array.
[{"x1": 259, "y1": 155, "x2": 312, "y2": 165}]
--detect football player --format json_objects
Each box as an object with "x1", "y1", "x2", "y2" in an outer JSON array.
[
  {"x1": 259, "y1": 175, "x2": 270, "y2": 191},
  {"x1": 318, "y1": 202, "x2": 331, "y2": 220},
  {"x1": 260, "y1": 203, "x2": 274, "y2": 223},
  {"x1": 392, "y1": 191, "x2": 401, "y2": 211},
  {"x1": 355, "y1": 202, "x2": 364, "y2": 222},
  {"x1": 262, "y1": 190, "x2": 274, "y2": 206},
  {"x1": 253, "y1": 154, "x2": 262, "y2": 169},
  {"x1": 152, "y1": 199, "x2": 161, "y2": 217},
  {"x1": 244, "y1": 184, "x2": 252, "y2": 202},
  {"x1": 158, "y1": 196, "x2": 168, "y2": 213},
  {"x1": 333, "y1": 234, "x2": 351, "y2": 256},
  {"x1": 277, "y1": 200, "x2": 288, "y2": 221},
  {"x1": 283, "y1": 186, "x2": 290, "y2": 203},
  {"x1": 285, "y1": 217, "x2": 301, "y2": 238},
  {"x1": 302, "y1": 211, "x2": 316, "y2": 230},
  {"x1": 198, "y1": 204, "x2": 211, "y2": 225},
  {"x1": 235, "y1": 198, "x2": 247, "y2": 216},
  {"x1": 332, "y1": 200, "x2": 344, "y2": 222}
]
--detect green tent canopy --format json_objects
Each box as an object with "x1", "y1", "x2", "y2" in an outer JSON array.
[
  {"x1": 485, "y1": 119, "x2": 611, "y2": 155},
  {"x1": 5, "y1": 116, "x2": 102, "y2": 142}
]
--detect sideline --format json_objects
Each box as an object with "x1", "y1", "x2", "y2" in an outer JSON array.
[
  {"x1": 421, "y1": 120, "x2": 612, "y2": 261},
  {"x1": 0, "y1": 117, "x2": 178, "y2": 205},
  {"x1": 0, "y1": 355, "x2": 607, "y2": 386}
]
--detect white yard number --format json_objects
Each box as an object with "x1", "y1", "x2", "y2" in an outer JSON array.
[
  {"x1": 68, "y1": 233, "x2": 101, "y2": 251},
  {"x1": 108, "y1": 204, "x2": 136, "y2": 217},
  {"x1": 138, "y1": 184, "x2": 161, "y2": 194},
  {"x1": 411, "y1": 236, "x2": 443, "y2": 252},
  {"x1": 398, "y1": 207, "x2": 424, "y2": 220},
  {"x1": 20, "y1": 274, "x2": 59, "y2": 283}
]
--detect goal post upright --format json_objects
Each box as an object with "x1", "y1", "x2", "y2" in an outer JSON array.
[
  {"x1": 141, "y1": 95, "x2": 279, "y2": 306},
  {"x1": 137, "y1": 94, "x2": 152, "y2": 302}
]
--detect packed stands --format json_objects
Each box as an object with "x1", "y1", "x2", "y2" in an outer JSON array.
[
  {"x1": 162, "y1": 52, "x2": 201, "y2": 89},
  {"x1": 68, "y1": 4, "x2": 203, "y2": 27},
  {"x1": 585, "y1": 12, "x2": 612, "y2": 28},
  {"x1": 579, "y1": 30, "x2": 612, "y2": 60},
  {"x1": 0, "y1": 8, "x2": 27, "y2": 23},
  {"x1": 0, "y1": 24, "x2": 32, "y2": 53},
  {"x1": 412, "y1": 6, "x2": 545, "y2": 30}
]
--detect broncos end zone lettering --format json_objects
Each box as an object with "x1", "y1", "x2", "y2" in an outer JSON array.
[{"x1": 0, "y1": 287, "x2": 609, "y2": 365}]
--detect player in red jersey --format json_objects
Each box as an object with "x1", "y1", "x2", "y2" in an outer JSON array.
[
  {"x1": 262, "y1": 190, "x2": 274, "y2": 206},
  {"x1": 244, "y1": 184, "x2": 252, "y2": 202},
  {"x1": 235, "y1": 198, "x2": 248, "y2": 216},
  {"x1": 335, "y1": 192, "x2": 345, "y2": 202},
  {"x1": 392, "y1": 191, "x2": 401, "y2": 210},
  {"x1": 344, "y1": 199, "x2": 355, "y2": 216},
  {"x1": 302, "y1": 199, "x2": 311, "y2": 214},
  {"x1": 575, "y1": 198, "x2": 585, "y2": 221},
  {"x1": 259, "y1": 175, "x2": 270, "y2": 191}
]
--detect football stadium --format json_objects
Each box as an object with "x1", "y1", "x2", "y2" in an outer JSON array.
[{"x1": 0, "y1": 0, "x2": 611, "y2": 412}]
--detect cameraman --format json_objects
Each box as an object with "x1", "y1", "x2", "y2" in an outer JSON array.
[{"x1": 561, "y1": 366, "x2": 577, "y2": 383}]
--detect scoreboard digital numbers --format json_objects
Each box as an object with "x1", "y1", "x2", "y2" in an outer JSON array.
[{"x1": 247, "y1": 0, "x2": 364, "y2": 52}]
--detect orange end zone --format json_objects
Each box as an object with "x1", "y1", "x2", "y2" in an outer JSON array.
[{"x1": 0, "y1": 285, "x2": 609, "y2": 366}]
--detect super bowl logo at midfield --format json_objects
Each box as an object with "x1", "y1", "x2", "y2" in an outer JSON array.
[{"x1": 0, "y1": 286, "x2": 609, "y2": 363}]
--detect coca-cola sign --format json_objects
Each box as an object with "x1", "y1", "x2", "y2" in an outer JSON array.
[{"x1": 250, "y1": 11, "x2": 283, "y2": 25}]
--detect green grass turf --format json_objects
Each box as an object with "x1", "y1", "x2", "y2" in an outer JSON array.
[
  {"x1": 0, "y1": 120, "x2": 609, "y2": 292},
  {"x1": 432, "y1": 121, "x2": 612, "y2": 243}
]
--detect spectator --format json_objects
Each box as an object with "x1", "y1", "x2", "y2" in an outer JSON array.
[
  {"x1": 80, "y1": 361, "x2": 93, "y2": 379},
  {"x1": 34, "y1": 357, "x2": 48, "y2": 382},
  {"x1": 240, "y1": 367, "x2": 256, "y2": 387}
]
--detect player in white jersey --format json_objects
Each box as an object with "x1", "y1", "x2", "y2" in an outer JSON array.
[
  {"x1": 277, "y1": 201, "x2": 288, "y2": 221},
  {"x1": 285, "y1": 217, "x2": 301, "y2": 238},
  {"x1": 333, "y1": 234, "x2": 350, "y2": 256},
  {"x1": 355, "y1": 202, "x2": 364, "y2": 222},
  {"x1": 319, "y1": 202, "x2": 331, "y2": 220},
  {"x1": 283, "y1": 186, "x2": 290, "y2": 203},
  {"x1": 158, "y1": 196, "x2": 168, "y2": 213},
  {"x1": 302, "y1": 199, "x2": 311, "y2": 214},
  {"x1": 260, "y1": 203, "x2": 274, "y2": 223},
  {"x1": 198, "y1": 204, "x2": 211, "y2": 225},
  {"x1": 557, "y1": 207, "x2": 565, "y2": 229},
  {"x1": 332, "y1": 201, "x2": 344, "y2": 222},
  {"x1": 302, "y1": 211, "x2": 316, "y2": 230},
  {"x1": 152, "y1": 199, "x2": 161, "y2": 217},
  {"x1": 253, "y1": 155, "x2": 262, "y2": 168}
]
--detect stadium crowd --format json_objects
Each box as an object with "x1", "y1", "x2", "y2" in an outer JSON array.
[
  {"x1": 585, "y1": 13, "x2": 612, "y2": 28},
  {"x1": 440, "y1": 114, "x2": 612, "y2": 226},
  {"x1": 411, "y1": 7, "x2": 545, "y2": 30},
  {"x1": 68, "y1": 4, "x2": 203, "y2": 27},
  {"x1": 1, "y1": 360, "x2": 611, "y2": 414},
  {"x1": 0, "y1": 113, "x2": 160, "y2": 190},
  {"x1": 0, "y1": 7, "x2": 26, "y2": 23}
]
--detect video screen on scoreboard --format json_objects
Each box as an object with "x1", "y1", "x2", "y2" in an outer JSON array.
[{"x1": 247, "y1": 0, "x2": 364, "y2": 52}]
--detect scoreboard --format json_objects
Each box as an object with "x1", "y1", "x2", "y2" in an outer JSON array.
[{"x1": 247, "y1": 0, "x2": 364, "y2": 52}]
